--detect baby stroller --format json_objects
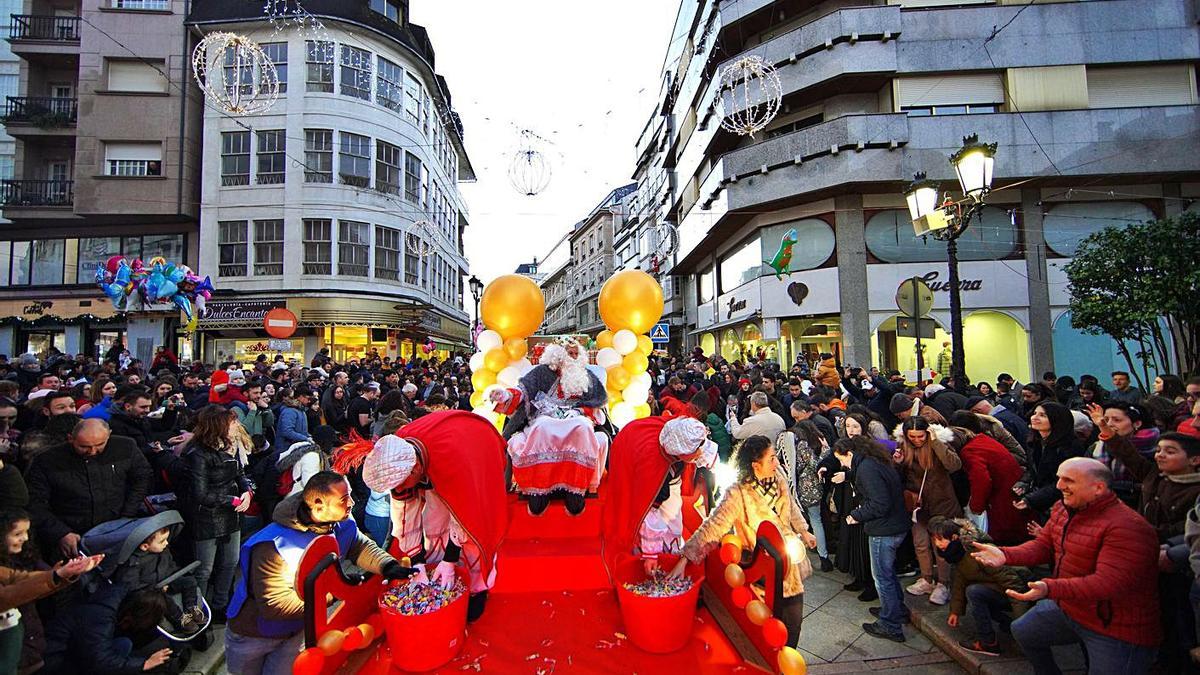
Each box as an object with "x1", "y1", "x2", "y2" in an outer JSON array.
[{"x1": 79, "y1": 510, "x2": 213, "y2": 643}]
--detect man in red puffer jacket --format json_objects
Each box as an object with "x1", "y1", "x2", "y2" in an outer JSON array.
[{"x1": 971, "y1": 457, "x2": 1159, "y2": 675}]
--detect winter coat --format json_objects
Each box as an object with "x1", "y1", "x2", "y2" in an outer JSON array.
[
  {"x1": 926, "y1": 389, "x2": 969, "y2": 422},
  {"x1": 1022, "y1": 433, "x2": 1085, "y2": 513},
  {"x1": 235, "y1": 405, "x2": 275, "y2": 439},
  {"x1": 899, "y1": 435, "x2": 963, "y2": 521},
  {"x1": 0, "y1": 461, "x2": 28, "y2": 510},
  {"x1": 274, "y1": 404, "x2": 310, "y2": 446},
  {"x1": 1000, "y1": 492, "x2": 1161, "y2": 647},
  {"x1": 110, "y1": 548, "x2": 184, "y2": 594},
  {"x1": 729, "y1": 407, "x2": 786, "y2": 443},
  {"x1": 958, "y1": 434, "x2": 1029, "y2": 545},
  {"x1": 0, "y1": 565, "x2": 70, "y2": 614},
  {"x1": 681, "y1": 469, "x2": 813, "y2": 597},
  {"x1": 276, "y1": 442, "x2": 328, "y2": 496},
  {"x1": 42, "y1": 583, "x2": 149, "y2": 675},
  {"x1": 977, "y1": 414, "x2": 1028, "y2": 469},
  {"x1": 25, "y1": 438, "x2": 152, "y2": 551},
  {"x1": 814, "y1": 358, "x2": 841, "y2": 389},
  {"x1": 989, "y1": 405, "x2": 1029, "y2": 450},
  {"x1": 941, "y1": 525, "x2": 1030, "y2": 618},
  {"x1": 80, "y1": 397, "x2": 112, "y2": 421},
  {"x1": 105, "y1": 407, "x2": 178, "y2": 454},
  {"x1": 1104, "y1": 432, "x2": 1200, "y2": 543},
  {"x1": 702, "y1": 413, "x2": 733, "y2": 461},
  {"x1": 848, "y1": 454, "x2": 909, "y2": 537},
  {"x1": 179, "y1": 443, "x2": 249, "y2": 540}
]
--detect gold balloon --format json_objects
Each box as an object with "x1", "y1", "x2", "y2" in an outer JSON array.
[
  {"x1": 317, "y1": 629, "x2": 346, "y2": 656},
  {"x1": 623, "y1": 351, "x2": 648, "y2": 374},
  {"x1": 607, "y1": 366, "x2": 631, "y2": 390},
  {"x1": 357, "y1": 622, "x2": 376, "y2": 645},
  {"x1": 637, "y1": 334, "x2": 654, "y2": 356},
  {"x1": 596, "y1": 330, "x2": 614, "y2": 349},
  {"x1": 484, "y1": 348, "x2": 509, "y2": 373},
  {"x1": 470, "y1": 391, "x2": 484, "y2": 408},
  {"x1": 503, "y1": 337, "x2": 528, "y2": 361},
  {"x1": 598, "y1": 270, "x2": 664, "y2": 334},
  {"x1": 632, "y1": 402, "x2": 651, "y2": 418},
  {"x1": 724, "y1": 563, "x2": 745, "y2": 588},
  {"x1": 778, "y1": 646, "x2": 807, "y2": 675},
  {"x1": 471, "y1": 369, "x2": 496, "y2": 391},
  {"x1": 480, "y1": 274, "x2": 545, "y2": 339},
  {"x1": 745, "y1": 599, "x2": 770, "y2": 626}
]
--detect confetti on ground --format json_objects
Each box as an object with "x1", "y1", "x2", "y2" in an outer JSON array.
[
  {"x1": 381, "y1": 579, "x2": 466, "y2": 616},
  {"x1": 622, "y1": 571, "x2": 694, "y2": 598}
]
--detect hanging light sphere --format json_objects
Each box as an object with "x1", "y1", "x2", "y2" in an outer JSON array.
[
  {"x1": 717, "y1": 55, "x2": 783, "y2": 138},
  {"x1": 192, "y1": 32, "x2": 279, "y2": 115},
  {"x1": 406, "y1": 220, "x2": 439, "y2": 259},
  {"x1": 508, "y1": 147, "x2": 552, "y2": 196},
  {"x1": 653, "y1": 222, "x2": 680, "y2": 256}
]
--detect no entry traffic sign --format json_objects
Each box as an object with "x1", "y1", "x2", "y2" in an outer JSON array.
[{"x1": 263, "y1": 307, "x2": 298, "y2": 339}]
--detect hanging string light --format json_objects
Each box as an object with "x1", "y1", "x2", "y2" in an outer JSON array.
[
  {"x1": 717, "y1": 55, "x2": 783, "y2": 138},
  {"x1": 654, "y1": 222, "x2": 680, "y2": 256},
  {"x1": 192, "y1": 32, "x2": 280, "y2": 115},
  {"x1": 264, "y1": 0, "x2": 326, "y2": 39},
  {"x1": 406, "y1": 220, "x2": 439, "y2": 258},
  {"x1": 508, "y1": 130, "x2": 552, "y2": 197}
]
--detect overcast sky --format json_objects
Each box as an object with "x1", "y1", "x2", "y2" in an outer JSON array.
[{"x1": 412, "y1": 1, "x2": 681, "y2": 285}]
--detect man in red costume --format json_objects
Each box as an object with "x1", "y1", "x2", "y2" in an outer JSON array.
[
  {"x1": 362, "y1": 410, "x2": 507, "y2": 621},
  {"x1": 601, "y1": 416, "x2": 718, "y2": 578}
]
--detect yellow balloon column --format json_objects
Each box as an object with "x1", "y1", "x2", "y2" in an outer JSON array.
[
  {"x1": 596, "y1": 270, "x2": 663, "y2": 428},
  {"x1": 468, "y1": 275, "x2": 545, "y2": 426}
]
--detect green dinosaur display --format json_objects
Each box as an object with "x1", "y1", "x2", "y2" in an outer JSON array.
[{"x1": 764, "y1": 228, "x2": 799, "y2": 279}]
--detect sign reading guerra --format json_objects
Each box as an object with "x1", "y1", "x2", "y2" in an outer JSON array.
[
  {"x1": 200, "y1": 300, "x2": 285, "y2": 324},
  {"x1": 919, "y1": 270, "x2": 983, "y2": 292}
]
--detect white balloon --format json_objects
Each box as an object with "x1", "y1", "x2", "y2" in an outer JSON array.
[
  {"x1": 472, "y1": 405, "x2": 499, "y2": 424},
  {"x1": 622, "y1": 383, "x2": 649, "y2": 405},
  {"x1": 497, "y1": 365, "x2": 522, "y2": 388},
  {"x1": 469, "y1": 351, "x2": 486, "y2": 372},
  {"x1": 476, "y1": 330, "x2": 503, "y2": 353},
  {"x1": 613, "y1": 330, "x2": 638, "y2": 356},
  {"x1": 610, "y1": 401, "x2": 637, "y2": 429},
  {"x1": 517, "y1": 357, "x2": 534, "y2": 374},
  {"x1": 595, "y1": 347, "x2": 622, "y2": 370},
  {"x1": 632, "y1": 372, "x2": 652, "y2": 390}
]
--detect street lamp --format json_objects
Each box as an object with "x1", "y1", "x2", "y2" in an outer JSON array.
[
  {"x1": 903, "y1": 133, "x2": 998, "y2": 391},
  {"x1": 468, "y1": 275, "x2": 484, "y2": 334}
]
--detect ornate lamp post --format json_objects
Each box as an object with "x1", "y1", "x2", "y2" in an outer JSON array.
[
  {"x1": 468, "y1": 275, "x2": 484, "y2": 334},
  {"x1": 903, "y1": 134, "x2": 998, "y2": 390}
]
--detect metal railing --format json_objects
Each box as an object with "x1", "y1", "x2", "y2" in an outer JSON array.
[
  {"x1": 9, "y1": 15, "x2": 80, "y2": 41},
  {"x1": 0, "y1": 180, "x2": 74, "y2": 207},
  {"x1": 2, "y1": 97, "x2": 78, "y2": 126}
]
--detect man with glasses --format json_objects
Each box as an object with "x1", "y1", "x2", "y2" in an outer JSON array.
[{"x1": 235, "y1": 383, "x2": 276, "y2": 439}]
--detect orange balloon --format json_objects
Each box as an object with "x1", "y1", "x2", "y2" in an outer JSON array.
[
  {"x1": 778, "y1": 646, "x2": 807, "y2": 675},
  {"x1": 503, "y1": 337, "x2": 528, "y2": 361},
  {"x1": 763, "y1": 618, "x2": 789, "y2": 649},
  {"x1": 480, "y1": 274, "x2": 545, "y2": 339},
  {"x1": 721, "y1": 533, "x2": 743, "y2": 550},
  {"x1": 357, "y1": 622, "x2": 376, "y2": 645},
  {"x1": 293, "y1": 647, "x2": 326, "y2": 675},
  {"x1": 317, "y1": 628, "x2": 346, "y2": 655},
  {"x1": 745, "y1": 599, "x2": 770, "y2": 626},
  {"x1": 724, "y1": 563, "x2": 745, "y2": 588},
  {"x1": 607, "y1": 366, "x2": 631, "y2": 390},
  {"x1": 484, "y1": 348, "x2": 509, "y2": 373},
  {"x1": 342, "y1": 625, "x2": 364, "y2": 651},
  {"x1": 596, "y1": 329, "x2": 614, "y2": 349},
  {"x1": 730, "y1": 585, "x2": 753, "y2": 609},
  {"x1": 719, "y1": 541, "x2": 741, "y2": 566},
  {"x1": 637, "y1": 334, "x2": 654, "y2": 356},
  {"x1": 598, "y1": 269, "x2": 664, "y2": 334},
  {"x1": 471, "y1": 369, "x2": 496, "y2": 391},
  {"x1": 622, "y1": 351, "x2": 648, "y2": 374}
]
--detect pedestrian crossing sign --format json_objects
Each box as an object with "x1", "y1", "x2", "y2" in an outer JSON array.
[{"x1": 650, "y1": 323, "x2": 670, "y2": 344}]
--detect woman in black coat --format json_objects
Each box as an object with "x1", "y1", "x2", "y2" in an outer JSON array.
[
  {"x1": 1015, "y1": 401, "x2": 1083, "y2": 518},
  {"x1": 179, "y1": 405, "x2": 251, "y2": 616}
]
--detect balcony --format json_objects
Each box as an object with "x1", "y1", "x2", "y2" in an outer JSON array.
[
  {"x1": 2, "y1": 97, "x2": 78, "y2": 138},
  {"x1": 1, "y1": 180, "x2": 74, "y2": 208},
  {"x1": 8, "y1": 15, "x2": 81, "y2": 65}
]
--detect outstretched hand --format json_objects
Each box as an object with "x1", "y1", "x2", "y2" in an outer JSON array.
[
  {"x1": 969, "y1": 541, "x2": 1006, "y2": 568},
  {"x1": 58, "y1": 554, "x2": 104, "y2": 580},
  {"x1": 1006, "y1": 580, "x2": 1048, "y2": 602}
]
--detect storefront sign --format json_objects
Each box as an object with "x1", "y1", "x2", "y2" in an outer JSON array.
[
  {"x1": 919, "y1": 271, "x2": 983, "y2": 293},
  {"x1": 867, "y1": 262, "x2": 1027, "y2": 313},
  {"x1": 200, "y1": 300, "x2": 285, "y2": 324},
  {"x1": 23, "y1": 301, "x2": 53, "y2": 316},
  {"x1": 726, "y1": 297, "x2": 748, "y2": 319},
  {"x1": 267, "y1": 339, "x2": 293, "y2": 351}
]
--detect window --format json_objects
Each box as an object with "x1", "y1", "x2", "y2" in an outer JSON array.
[
  {"x1": 221, "y1": 131, "x2": 250, "y2": 185},
  {"x1": 865, "y1": 207, "x2": 1018, "y2": 262},
  {"x1": 106, "y1": 60, "x2": 167, "y2": 93},
  {"x1": 375, "y1": 226, "x2": 400, "y2": 280},
  {"x1": 758, "y1": 219, "x2": 835, "y2": 272},
  {"x1": 1043, "y1": 202, "x2": 1155, "y2": 257},
  {"x1": 256, "y1": 130, "x2": 286, "y2": 184},
  {"x1": 404, "y1": 71, "x2": 421, "y2": 126},
  {"x1": 404, "y1": 152, "x2": 421, "y2": 203},
  {"x1": 420, "y1": 164, "x2": 430, "y2": 210},
  {"x1": 304, "y1": 129, "x2": 333, "y2": 183},
  {"x1": 376, "y1": 57, "x2": 404, "y2": 113},
  {"x1": 718, "y1": 235, "x2": 761, "y2": 293},
  {"x1": 10, "y1": 240, "x2": 66, "y2": 285},
  {"x1": 1087, "y1": 64, "x2": 1197, "y2": 109},
  {"x1": 254, "y1": 219, "x2": 284, "y2": 275},
  {"x1": 78, "y1": 237, "x2": 122, "y2": 281},
  {"x1": 305, "y1": 40, "x2": 334, "y2": 93},
  {"x1": 223, "y1": 45, "x2": 255, "y2": 97},
  {"x1": 110, "y1": 0, "x2": 169, "y2": 9},
  {"x1": 10, "y1": 242, "x2": 29, "y2": 285},
  {"x1": 340, "y1": 46, "x2": 372, "y2": 100},
  {"x1": 894, "y1": 74, "x2": 1004, "y2": 116},
  {"x1": 765, "y1": 113, "x2": 824, "y2": 139},
  {"x1": 376, "y1": 140, "x2": 403, "y2": 195},
  {"x1": 142, "y1": 234, "x2": 184, "y2": 263},
  {"x1": 105, "y1": 142, "x2": 162, "y2": 177},
  {"x1": 421, "y1": 91, "x2": 431, "y2": 137},
  {"x1": 339, "y1": 132, "x2": 371, "y2": 187},
  {"x1": 338, "y1": 221, "x2": 369, "y2": 276},
  {"x1": 370, "y1": 0, "x2": 403, "y2": 23},
  {"x1": 218, "y1": 221, "x2": 248, "y2": 277},
  {"x1": 404, "y1": 236, "x2": 419, "y2": 284},
  {"x1": 303, "y1": 218, "x2": 332, "y2": 274},
  {"x1": 697, "y1": 266, "x2": 715, "y2": 304},
  {"x1": 261, "y1": 42, "x2": 287, "y2": 93}
]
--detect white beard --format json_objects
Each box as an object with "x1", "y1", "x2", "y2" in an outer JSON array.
[{"x1": 557, "y1": 357, "x2": 591, "y2": 399}]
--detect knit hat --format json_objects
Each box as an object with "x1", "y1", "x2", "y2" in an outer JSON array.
[
  {"x1": 659, "y1": 417, "x2": 718, "y2": 467},
  {"x1": 965, "y1": 395, "x2": 986, "y2": 410},
  {"x1": 924, "y1": 383, "x2": 945, "y2": 397},
  {"x1": 738, "y1": 377, "x2": 751, "y2": 387},
  {"x1": 889, "y1": 392, "x2": 915, "y2": 415},
  {"x1": 271, "y1": 362, "x2": 288, "y2": 372},
  {"x1": 362, "y1": 435, "x2": 418, "y2": 493}
]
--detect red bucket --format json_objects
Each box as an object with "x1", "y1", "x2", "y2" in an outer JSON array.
[
  {"x1": 614, "y1": 555, "x2": 705, "y2": 654},
  {"x1": 378, "y1": 569, "x2": 469, "y2": 672}
]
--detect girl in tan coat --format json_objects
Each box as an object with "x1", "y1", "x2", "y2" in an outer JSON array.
[{"x1": 671, "y1": 435, "x2": 818, "y2": 647}]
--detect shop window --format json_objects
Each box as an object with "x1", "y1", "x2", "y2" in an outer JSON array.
[
  {"x1": 718, "y1": 234, "x2": 761, "y2": 293},
  {"x1": 9, "y1": 239, "x2": 66, "y2": 286},
  {"x1": 260, "y1": 42, "x2": 287, "y2": 93},
  {"x1": 256, "y1": 130, "x2": 286, "y2": 185},
  {"x1": 376, "y1": 57, "x2": 404, "y2": 113},
  {"x1": 375, "y1": 226, "x2": 401, "y2": 281},
  {"x1": 865, "y1": 207, "x2": 1016, "y2": 263},
  {"x1": 1043, "y1": 201, "x2": 1154, "y2": 257},
  {"x1": 303, "y1": 219, "x2": 332, "y2": 274},
  {"x1": 338, "y1": 220, "x2": 369, "y2": 277},
  {"x1": 304, "y1": 129, "x2": 333, "y2": 183},
  {"x1": 404, "y1": 152, "x2": 422, "y2": 203},
  {"x1": 10, "y1": 241, "x2": 29, "y2": 285},
  {"x1": 759, "y1": 218, "x2": 835, "y2": 272},
  {"x1": 305, "y1": 40, "x2": 334, "y2": 93},
  {"x1": 78, "y1": 237, "x2": 122, "y2": 281},
  {"x1": 220, "y1": 132, "x2": 250, "y2": 186},
  {"x1": 338, "y1": 132, "x2": 371, "y2": 187},
  {"x1": 142, "y1": 234, "x2": 184, "y2": 263},
  {"x1": 218, "y1": 221, "x2": 248, "y2": 277},
  {"x1": 340, "y1": 46, "x2": 372, "y2": 100},
  {"x1": 122, "y1": 236, "x2": 141, "y2": 259},
  {"x1": 253, "y1": 219, "x2": 284, "y2": 276},
  {"x1": 376, "y1": 140, "x2": 403, "y2": 195}
]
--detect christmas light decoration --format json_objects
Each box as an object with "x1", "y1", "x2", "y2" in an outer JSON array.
[
  {"x1": 508, "y1": 130, "x2": 552, "y2": 196},
  {"x1": 653, "y1": 222, "x2": 679, "y2": 256},
  {"x1": 264, "y1": 0, "x2": 326, "y2": 39},
  {"x1": 406, "y1": 220, "x2": 439, "y2": 258},
  {"x1": 717, "y1": 55, "x2": 782, "y2": 138},
  {"x1": 192, "y1": 32, "x2": 280, "y2": 115}
]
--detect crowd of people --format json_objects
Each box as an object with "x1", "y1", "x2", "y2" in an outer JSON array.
[{"x1": 0, "y1": 340, "x2": 1196, "y2": 674}]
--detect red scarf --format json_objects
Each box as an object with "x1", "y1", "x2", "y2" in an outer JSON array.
[{"x1": 600, "y1": 416, "x2": 672, "y2": 582}]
